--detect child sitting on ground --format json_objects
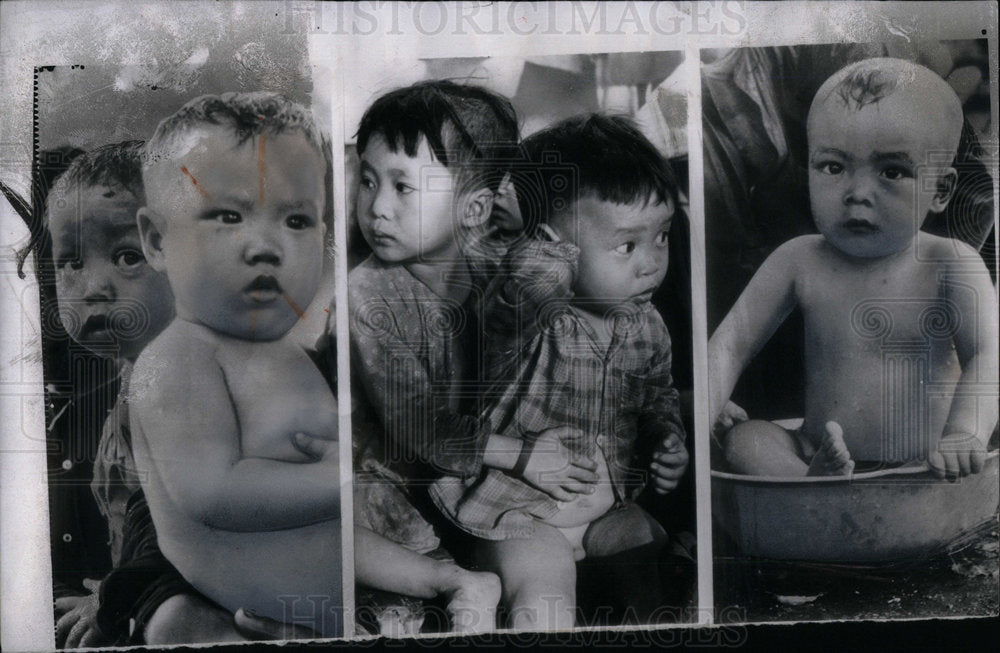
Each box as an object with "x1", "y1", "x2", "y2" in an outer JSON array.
[
  {"x1": 709, "y1": 58, "x2": 998, "y2": 478},
  {"x1": 46, "y1": 142, "x2": 176, "y2": 648},
  {"x1": 349, "y1": 82, "x2": 604, "y2": 540},
  {"x1": 130, "y1": 92, "x2": 500, "y2": 639},
  {"x1": 430, "y1": 115, "x2": 690, "y2": 630}
]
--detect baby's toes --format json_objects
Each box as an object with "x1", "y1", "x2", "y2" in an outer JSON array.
[{"x1": 446, "y1": 571, "x2": 500, "y2": 634}]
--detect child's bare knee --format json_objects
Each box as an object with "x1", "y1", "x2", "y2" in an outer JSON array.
[
  {"x1": 144, "y1": 594, "x2": 237, "y2": 645},
  {"x1": 723, "y1": 420, "x2": 791, "y2": 472}
]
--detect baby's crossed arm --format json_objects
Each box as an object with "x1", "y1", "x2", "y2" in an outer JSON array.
[{"x1": 132, "y1": 349, "x2": 340, "y2": 532}]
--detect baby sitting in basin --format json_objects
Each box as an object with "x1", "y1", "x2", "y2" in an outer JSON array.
[{"x1": 709, "y1": 58, "x2": 998, "y2": 479}]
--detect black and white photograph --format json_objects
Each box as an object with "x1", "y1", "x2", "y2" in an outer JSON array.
[
  {"x1": 704, "y1": 40, "x2": 999, "y2": 622},
  {"x1": 0, "y1": 2, "x2": 997, "y2": 652},
  {"x1": 6, "y1": 5, "x2": 346, "y2": 646},
  {"x1": 343, "y1": 50, "x2": 697, "y2": 635}
]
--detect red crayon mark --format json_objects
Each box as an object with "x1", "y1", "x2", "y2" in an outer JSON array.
[
  {"x1": 180, "y1": 166, "x2": 210, "y2": 199},
  {"x1": 323, "y1": 307, "x2": 329, "y2": 313},
  {"x1": 283, "y1": 292, "x2": 306, "y2": 319},
  {"x1": 258, "y1": 133, "x2": 267, "y2": 203}
]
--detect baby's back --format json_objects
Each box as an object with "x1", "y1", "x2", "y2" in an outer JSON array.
[
  {"x1": 794, "y1": 235, "x2": 964, "y2": 461},
  {"x1": 131, "y1": 322, "x2": 342, "y2": 637}
]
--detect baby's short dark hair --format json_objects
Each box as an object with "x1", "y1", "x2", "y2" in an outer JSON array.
[
  {"x1": 145, "y1": 92, "x2": 332, "y2": 227},
  {"x1": 146, "y1": 92, "x2": 326, "y2": 167},
  {"x1": 54, "y1": 140, "x2": 145, "y2": 201},
  {"x1": 355, "y1": 80, "x2": 519, "y2": 193},
  {"x1": 516, "y1": 114, "x2": 678, "y2": 230},
  {"x1": 46, "y1": 140, "x2": 146, "y2": 221}
]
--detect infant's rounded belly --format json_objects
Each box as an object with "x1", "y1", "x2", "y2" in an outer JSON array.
[{"x1": 539, "y1": 447, "x2": 615, "y2": 528}]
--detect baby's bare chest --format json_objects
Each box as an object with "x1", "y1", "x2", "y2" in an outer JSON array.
[
  {"x1": 216, "y1": 341, "x2": 337, "y2": 460},
  {"x1": 799, "y1": 264, "x2": 957, "y2": 352}
]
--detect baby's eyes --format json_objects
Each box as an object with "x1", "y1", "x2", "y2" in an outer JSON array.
[
  {"x1": 614, "y1": 241, "x2": 636, "y2": 255},
  {"x1": 113, "y1": 248, "x2": 146, "y2": 270},
  {"x1": 359, "y1": 175, "x2": 376, "y2": 191},
  {"x1": 395, "y1": 182, "x2": 416, "y2": 195},
  {"x1": 815, "y1": 161, "x2": 844, "y2": 175},
  {"x1": 655, "y1": 230, "x2": 669, "y2": 246},
  {"x1": 880, "y1": 166, "x2": 912, "y2": 181},
  {"x1": 285, "y1": 214, "x2": 315, "y2": 230},
  {"x1": 206, "y1": 210, "x2": 242, "y2": 224}
]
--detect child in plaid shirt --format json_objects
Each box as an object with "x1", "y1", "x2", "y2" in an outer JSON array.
[{"x1": 430, "y1": 115, "x2": 690, "y2": 630}]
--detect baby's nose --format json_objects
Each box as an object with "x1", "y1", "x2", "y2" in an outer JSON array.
[
  {"x1": 844, "y1": 172, "x2": 876, "y2": 206},
  {"x1": 243, "y1": 227, "x2": 282, "y2": 265},
  {"x1": 81, "y1": 269, "x2": 116, "y2": 302}
]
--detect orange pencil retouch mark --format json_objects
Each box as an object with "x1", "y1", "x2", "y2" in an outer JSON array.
[
  {"x1": 180, "y1": 166, "x2": 211, "y2": 199},
  {"x1": 258, "y1": 133, "x2": 266, "y2": 204},
  {"x1": 283, "y1": 292, "x2": 306, "y2": 319}
]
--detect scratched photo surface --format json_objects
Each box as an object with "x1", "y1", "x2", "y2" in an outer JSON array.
[
  {"x1": 344, "y1": 51, "x2": 698, "y2": 636},
  {"x1": 27, "y1": 28, "x2": 345, "y2": 645},
  {"x1": 704, "y1": 41, "x2": 999, "y2": 622}
]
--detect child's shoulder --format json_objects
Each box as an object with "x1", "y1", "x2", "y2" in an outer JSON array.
[
  {"x1": 132, "y1": 321, "x2": 221, "y2": 386},
  {"x1": 348, "y1": 255, "x2": 404, "y2": 298},
  {"x1": 761, "y1": 234, "x2": 828, "y2": 270},
  {"x1": 915, "y1": 231, "x2": 984, "y2": 264}
]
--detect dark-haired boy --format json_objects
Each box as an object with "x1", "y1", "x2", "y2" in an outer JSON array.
[
  {"x1": 46, "y1": 141, "x2": 176, "y2": 647},
  {"x1": 349, "y1": 80, "x2": 604, "y2": 541},
  {"x1": 430, "y1": 114, "x2": 690, "y2": 630}
]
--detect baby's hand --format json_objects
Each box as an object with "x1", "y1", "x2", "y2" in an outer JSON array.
[
  {"x1": 503, "y1": 239, "x2": 579, "y2": 307},
  {"x1": 55, "y1": 579, "x2": 107, "y2": 649},
  {"x1": 291, "y1": 430, "x2": 338, "y2": 462},
  {"x1": 929, "y1": 433, "x2": 986, "y2": 480},
  {"x1": 650, "y1": 431, "x2": 688, "y2": 495},
  {"x1": 518, "y1": 426, "x2": 599, "y2": 502},
  {"x1": 712, "y1": 401, "x2": 748, "y2": 439}
]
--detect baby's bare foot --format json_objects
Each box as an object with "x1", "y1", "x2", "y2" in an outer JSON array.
[
  {"x1": 439, "y1": 567, "x2": 501, "y2": 635},
  {"x1": 807, "y1": 421, "x2": 854, "y2": 476}
]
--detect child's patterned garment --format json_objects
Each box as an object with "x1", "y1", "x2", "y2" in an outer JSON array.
[{"x1": 431, "y1": 243, "x2": 686, "y2": 539}]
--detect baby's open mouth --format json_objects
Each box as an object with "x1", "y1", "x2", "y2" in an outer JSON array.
[
  {"x1": 843, "y1": 218, "x2": 879, "y2": 234},
  {"x1": 80, "y1": 314, "x2": 112, "y2": 340},
  {"x1": 245, "y1": 275, "x2": 282, "y2": 302}
]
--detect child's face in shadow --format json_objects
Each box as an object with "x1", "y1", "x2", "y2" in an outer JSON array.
[
  {"x1": 49, "y1": 184, "x2": 174, "y2": 360},
  {"x1": 556, "y1": 194, "x2": 673, "y2": 314},
  {"x1": 142, "y1": 127, "x2": 326, "y2": 341},
  {"x1": 356, "y1": 133, "x2": 464, "y2": 265},
  {"x1": 808, "y1": 90, "x2": 957, "y2": 259}
]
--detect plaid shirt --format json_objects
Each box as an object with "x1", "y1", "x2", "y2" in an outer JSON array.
[{"x1": 429, "y1": 245, "x2": 685, "y2": 540}]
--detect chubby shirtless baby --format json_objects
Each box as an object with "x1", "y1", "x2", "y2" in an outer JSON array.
[
  {"x1": 709, "y1": 58, "x2": 999, "y2": 478},
  {"x1": 131, "y1": 93, "x2": 499, "y2": 639}
]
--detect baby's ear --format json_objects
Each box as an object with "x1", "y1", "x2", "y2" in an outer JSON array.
[
  {"x1": 137, "y1": 207, "x2": 167, "y2": 273},
  {"x1": 459, "y1": 187, "x2": 495, "y2": 229},
  {"x1": 930, "y1": 167, "x2": 958, "y2": 213}
]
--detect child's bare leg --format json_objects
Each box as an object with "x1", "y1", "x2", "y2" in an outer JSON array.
[
  {"x1": 723, "y1": 420, "x2": 809, "y2": 476},
  {"x1": 806, "y1": 421, "x2": 854, "y2": 476},
  {"x1": 355, "y1": 527, "x2": 500, "y2": 634},
  {"x1": 144, "y1": 594, "x2": 245, "y2": 644},
  {"x1": 475, "y1": 522, "x2": 577, "y2": 631}
]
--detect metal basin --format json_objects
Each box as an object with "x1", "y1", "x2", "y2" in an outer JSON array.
[{"x1": 712, "y1": 451, "x2": 999, "y2": 563}]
